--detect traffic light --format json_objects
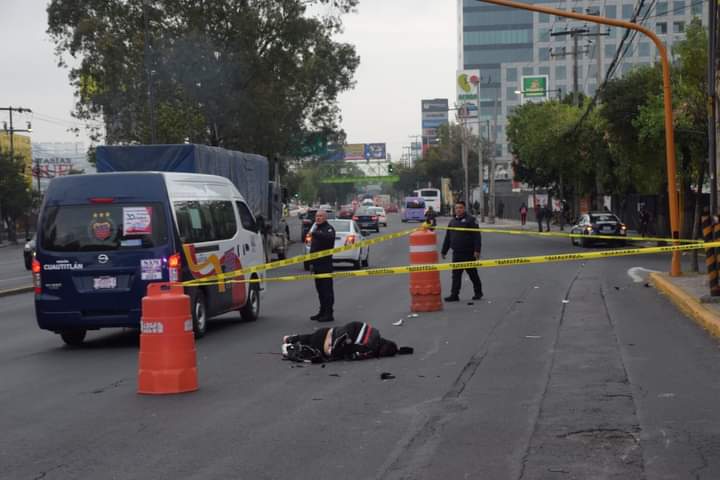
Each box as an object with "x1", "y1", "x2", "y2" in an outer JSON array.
[{"x1": 387, "y1": 163, "x2": 394, "y2": 174}]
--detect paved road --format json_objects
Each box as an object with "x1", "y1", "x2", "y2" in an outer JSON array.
[
  {"x1": 2, "y1": 214, "x2": 720, "y2": 479},
  {"x1": 0, "y1": 243, "x2": 31, "y2": 293}
]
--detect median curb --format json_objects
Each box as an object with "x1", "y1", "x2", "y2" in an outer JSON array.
[
  {"x1": 649, "y1": 272, "x2": 720, "y2": 338},
  {"x1": 0, "y1": 285, "x2": 33, "y2": 298}
]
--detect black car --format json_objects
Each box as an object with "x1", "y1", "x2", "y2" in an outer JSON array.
[
  {"x1": 23, "y1": 235, "x2": 36, "y2": 270},
  {"x1": 570, "y1": 212, "x2": 627, "y2": 247},
  {"x1": 353, "y1": 207, "x2": 380, "y2": 233},
  {"x1": 301, "y1": 208, "x2": 336, "y2": 240}
]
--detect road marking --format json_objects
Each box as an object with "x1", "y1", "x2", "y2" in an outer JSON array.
[{"x1": 627, "y1": 267, "x2": 660, "y2": 283}]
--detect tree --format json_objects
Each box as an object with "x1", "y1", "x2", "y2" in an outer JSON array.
[
  {"x1": 0, "y1": 151, "x2": 32, "y2": 243},
  {"x1": 47, "y1": 0, "x2": 360, "y2": 166}
]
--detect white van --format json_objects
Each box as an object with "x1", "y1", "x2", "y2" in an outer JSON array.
[{"x1": 34, "y1": 172, "x2": 266, "y2": 345}]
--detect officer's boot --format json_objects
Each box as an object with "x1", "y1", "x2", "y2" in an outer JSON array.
[{"x1": 317, "y1": 308, "x2": 334, "y2": 322}]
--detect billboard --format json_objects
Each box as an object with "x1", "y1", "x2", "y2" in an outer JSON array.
[
  {"x1": 421, "y1": 98, "x2": 448, "y2": 146},
  {"x1": 343, "y1": 143, "x2": 366, "y2": 161},
  {"x1": 365, "y1": 143, "x2": 386, "y2": 160},
  {"x1": 456, "y1": 70, "x2": 480, "y2": 118},
  {"x1": 31, "y1": 142, "x2": 91, "y2": 191},
  {"x1": 520, "y1": 75, "x2": 549, "y2": 103}
]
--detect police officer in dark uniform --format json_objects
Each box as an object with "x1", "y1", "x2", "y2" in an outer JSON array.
[
  {"x1": 441, "y1": 201, "x2": 483, "y2": 301},
  {"x1": 309, "y1": 210, "x2": 335, "y2": 322}
]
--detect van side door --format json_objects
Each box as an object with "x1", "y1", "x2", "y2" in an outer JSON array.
[{"x1": 235, "y1": 200, "x2": 264, "y2": 285}]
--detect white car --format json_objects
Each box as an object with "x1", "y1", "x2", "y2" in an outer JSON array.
[
  {"x1": 304, "y1": 219, "x2": 370, "y2": 270},
  {"x1": 369, "y1": 206, "x2": 387, "y2": 227}
]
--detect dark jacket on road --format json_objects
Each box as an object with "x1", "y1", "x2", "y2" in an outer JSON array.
[
  {"x1": 441, "y1": 213, "x2": 482, "y2": 258},
  {"x1": 309, "y1": 221, "x2": 335, "y2": 272}
]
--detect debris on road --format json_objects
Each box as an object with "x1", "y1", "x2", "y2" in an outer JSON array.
[
  {"x1": 380, "y1": 372, "x2": 395, "y2": 380},
  {"x1": 407, "y1": 313, "x2": 419, "y2": 318},
  {"x1": 392, "y1": 319, "x2": 404, "y2": 326}
]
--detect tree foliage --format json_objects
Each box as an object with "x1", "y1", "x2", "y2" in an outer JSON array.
[
  {"x1": 47, "y1": 0, "x2": 360, "y2": 165},
  {"x1": 0, "y1": 151, "x2": 32, "y2": 243}
]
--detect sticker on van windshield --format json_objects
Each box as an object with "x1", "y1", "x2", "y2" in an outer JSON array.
[
  {"x1": 123, "y1": 207, "x2": 153, "y2": 235},
  {"x1": 140, "y1": 258, "x2": 162, "y2": 280},
  {"x1": 90, "y1": 212, "x2": 114, "y2": 241}
]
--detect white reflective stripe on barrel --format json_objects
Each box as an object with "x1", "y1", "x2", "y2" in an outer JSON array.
[{"x1": 409, "y1": 245, "x2": 437, "y2": 253}]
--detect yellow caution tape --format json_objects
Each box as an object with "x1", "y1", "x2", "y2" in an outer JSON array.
[
  {"x1": 435, "y1": 225, "x2": 702, "y2": 244},
  {"x1": 182, "y1": 226, "x2": 420, "y2": 286},
  {"x1": 183, "y1": 240, "x2": 714, "y2": 286}
]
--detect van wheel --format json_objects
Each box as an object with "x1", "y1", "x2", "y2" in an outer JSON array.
[
  {"x1": 241, "y1": 284, "x2": 260, "y2": 321},
  {"x1": 192, "y1": 291, "x2": 208, "y2": 338},
  {"x1": 361, "y1": 253, "x2": 369, "y2": 268},
  {"x1": 303, "y1": 261, "x2": 310, "y2": 271},
  {"x1": 352, "y1": 259, "x2": 361, "y2": 270},
  {"x1": 60, "y1": 329, "x2": 86, "y2": 346}
]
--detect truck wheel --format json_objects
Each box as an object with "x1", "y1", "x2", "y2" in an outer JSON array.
[
  {"x1": 303, "y1": 261, "x2": 310, "y2": 271},
  {"x1": 60, "y1": 329, "x2": 86, "y2": 346},
  {"x1": 240, "y1": 284, "x2": 260, "y2": 321},
  {"x1": 192, "y1": 290, "x2": 208, "y2": 338}
]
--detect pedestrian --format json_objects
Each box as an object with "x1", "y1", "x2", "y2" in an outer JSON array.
[
  {"x1": 308, "y1": 210, "x2": 335, "y2": 322},
  {"x1": 544, "y1": 204, "x2": 553, "y2": 232},
  {"x1": 535, "y1": 204, "x2": 544, "y2": 232},
  {"x1": 473, "y1": 200, "x2": 480, "y2": 216},
  {"x1": 559, "y1": 200, "x2": 569, "y2": 231},
  {"x1": 441, "y1": 201, "x2": 483, "y2": 301},
  {"x1": 639, "y1": 207, "x2": 651, "y2": 237},
  {"x1": 497, "y1": 200, "x2": 504, "y2": 219},
  {"x1": 281, "y1": 321, "x2": 413, "y2": 363},
  {"x1": 424, "y1": 205, "x2": 437, "y2": 229},
  {"x1": 519, "y1": 202, "x2": 528, "y2": 226}
]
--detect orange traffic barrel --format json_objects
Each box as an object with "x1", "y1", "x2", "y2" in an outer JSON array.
[
  {"x1": 409, "y1": 227, "x2": 442, "y2": 312},
  {"x1": 138, "y1": 282, "x2": 198, "y2": 395}
]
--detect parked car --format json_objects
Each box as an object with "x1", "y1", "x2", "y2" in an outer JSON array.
[
  {"x1": 369, "y1": 206, "x2": 387, "y2": 227},
  {"x1": 300, "y1": 208, "x2": 336, "y2": 240},
  {"x1": 23, "y1": 235, "x2": 36, "y2": 270},
  {"x1": 304, "y1": 219, "x2": 370, "y2": 270},
  {"x1": 353, "y1": 207, "x2": 380, "y2": 232},
  {"x1": 570, "y1": 212, "x2": 627, "y2": 247},
  {"x1": 385, "y1": 204, "x2": 399, "y2": 213}
]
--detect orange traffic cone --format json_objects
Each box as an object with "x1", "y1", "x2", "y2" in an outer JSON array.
[
  {"x1": 409, "y1": 227, "x2": 442, "y2": 312},
  {"x1": 138, "y1": 282, "x2": 198, "y2": 395}
]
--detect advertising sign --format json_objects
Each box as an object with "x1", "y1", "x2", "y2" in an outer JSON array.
[
  {"x1": 343, "y1": 143, "x2": 366, "y2": 161},
  {"x1": 365, "y1": 143, "x2": 386, "y2": 160},
  {"x1": 456, "y1": 70, "x2": 480, "y2": 118},
  {"x1": 520, "y1": 75, "x2": 549, "y2": 103},
  {"x1": 421, "y1": 98, "x2": 448, "y2": 146}
]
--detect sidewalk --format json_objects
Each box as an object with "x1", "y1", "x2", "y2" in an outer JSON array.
[{"x1": 650, "y1": 272, "x2": 720, "y2": 338}]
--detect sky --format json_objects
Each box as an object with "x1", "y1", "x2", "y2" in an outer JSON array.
[{"x1": 0, "y1": 1, "x2": 458, "y2": 160}]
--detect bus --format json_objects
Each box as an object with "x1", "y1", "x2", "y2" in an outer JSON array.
[{"x1": 413, "y1": 188, "x2": 441, "y2": 213}]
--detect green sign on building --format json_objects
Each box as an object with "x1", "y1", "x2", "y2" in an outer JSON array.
[{"x1": 521, "y1": 75, "x2": 548, "y2": 98}]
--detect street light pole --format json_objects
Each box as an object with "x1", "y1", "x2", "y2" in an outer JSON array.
[{"x1": 476, "y1": 80, "x2": 484, "y2": 221}]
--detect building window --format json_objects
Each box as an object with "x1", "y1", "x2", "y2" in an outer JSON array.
[
  {"x1": 522, "y1": 67, "x2": 534, "y2": 76},
  {"x1": 506, "y1": 87, "x2": 517, "y2": 101},
  {"x1": 539, "y1": 29, "x2": 550, "y2": 42},
  {"x1": 691, "y1": 1, "x2": 702, "y2": 15},
  {"x1": 588, "y1": 64, "x2": 598, "y2": 79},
  {"x1": 673, "y1": 21, "x2": 685, "y2": 33},
  {"x1": 463, "y1": 29, "x2": 533, "y2": 46},
  {"x1": 656, "y1": 22, "x2": 668, "y2": 34},
  {"x1": 622, "y1": 4, "x2": 634, "y2": 18},
  {"x1": 539, "y1": 13, "x2": 550, "y2": 23},
  {"x1": 656, "y1": 2, "x2": 669, "y2": 15},
  {"x1": 539, "y1": 66, "x2": 550, "y2": 75},
  {"x1": 495, "y1": 144, "x2": 503, "y2": 157},
  {"x1": 673, "y1": 1, "x2": 686, "y2": 14},
  {"x1": 555, "y1": 65, "x2": 567, "y2": 80},
  {"x1": 605, "y1": 5, "x2": 617, "y2": 18},
  {"x1": 605, "y1": 43, "x2": 617, "y2": 57},
  {"x1": 506, "y1": 68, "x2": 517, "y2": 81},
  {"x1": 639, "y1": 42, "x2": 651, "y2": 56}
]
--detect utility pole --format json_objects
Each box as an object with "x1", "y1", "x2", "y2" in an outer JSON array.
[
  {"x1": 487, "y1": 86, "x2": 499, "y2": 224},
  {"x1": 1, "y1": 106, "x2": 33, "y2": 243},
  {"x1": 475, "y1": 79, "x2": 485, "y2": 221},
  {"x1": 142, "y1": 0, "x2": 156, "y2": 144},
  {"x1": 709, "y1": 0, "x2": 718, "y2": 217},
  {"x1": 550, "y1": 27, "x2": 590, "y2": 106}
]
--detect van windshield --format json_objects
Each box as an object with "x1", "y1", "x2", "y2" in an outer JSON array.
[
  {"x1": 40, "y1": 203, "x2": 169, "y2": 252},
  {"x1": 405, "y1": 199, "x2": 425, "y2": 209}
]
